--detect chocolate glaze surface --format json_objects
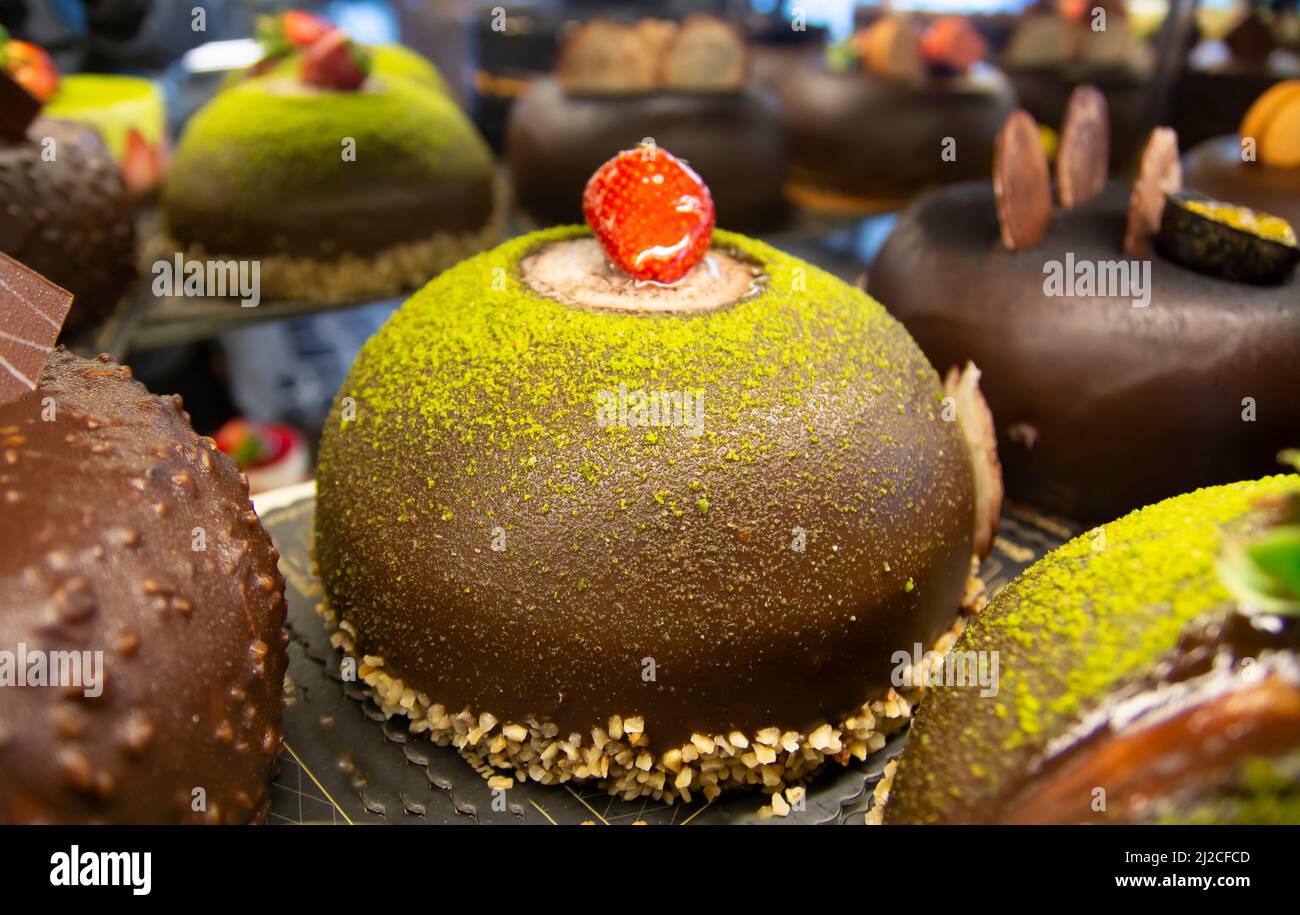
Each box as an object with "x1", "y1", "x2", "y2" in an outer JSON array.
[
  {"x1": 0, "y1": 350, "x2": 288, "y2": 824},
  {"x1": 507, "y1": 77, "x2": 787, "y2": 232},
  {"x1": 1183, "y1": 134, "x2": 1300, "y2": 230},
  {"x1": 0, "y1": 119, "x2": 135, "y2": 339},
  {"x1": 1006, "y1": 66, "x2": 1148, "y2": 168},
  {"x1": 780, "y1": 64, "x2": 1016, "y2": 200},
  {"x1": 316, "y1": 228, "x2": 977, "y2": 752},
  {"x1": 870, "y1": 181, "x2": 1300, "y2": 521}
]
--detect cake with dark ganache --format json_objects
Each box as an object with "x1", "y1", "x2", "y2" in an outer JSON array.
[
  {"x1": 880, "y1": 474, "x2": 1300, "y2": 824},
  {"x1": 161, "y1": 20, "x2": 496, "y2": 304},
  {"x1": 0, "y1": 39, "x2": 134, "y2": 341},
  {"x1": 871, "y1": 89, "x2": 1300, "y2": 521},
  {"x1": 1001, "y1": 1, "x2": 1152, "y2": 168},
  {"x1": 0, "y1": 255, "x2": 288, "y2": 824},
  {"x1": 507, "y1": 16, "x2": 787, "y2": 232},
  {"x1": 781, "y1": 14, "x2": 1016, "y2": 213},
  {"x1": 315, "y1": 145, "x2": 1002, "y2": 810},
  {"x1": 1183, "y1": 80, "x2": 1300, "y2": 229}
]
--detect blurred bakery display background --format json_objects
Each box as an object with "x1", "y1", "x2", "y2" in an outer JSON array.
[{"x1": 1, "y1": 0, "x2": 1295, "y2": 489}]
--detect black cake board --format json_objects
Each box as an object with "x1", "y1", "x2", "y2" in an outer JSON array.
[{"x1": 255, "y1": 483, "x2": 1077, "y2": 826}]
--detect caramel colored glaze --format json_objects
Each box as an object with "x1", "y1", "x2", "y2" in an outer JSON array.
[
  {"x1": 998, "y1": 675, "x2": 1300, "y2": 824},
  {"x1": 779, "y1": 65, "x2": 1015, "y2": 200},
  {"x1": 0, "y1": 350, "x2": 288, "y2": 824},
  {"x1": 316, "y1": 229, "x2": 976, "y2": 753},
  {"x1": 883, "y1": 478, "x2": 1300, "y2": 824},
  {"x1": 0, "y1": 119, "x2": 135, "y2": 339},
  {"x1": 506, "y1": 77, "x2": 787, "y2": 232},
  {"x1": 870, "y1": 181, "x2": 1300, "y2": 521},
  {"x1": 1182, "y1": 135, "x2": 1300, "y2": 230}
]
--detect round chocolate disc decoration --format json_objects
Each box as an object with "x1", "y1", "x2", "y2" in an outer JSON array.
[
  {"x1": 993, "y1": 108, "x2": 1052, "y2": 251},
  {"x1": 1124, "y1": 126, "x2": 1182, "y2": 257},
  {"x1": 1056, "y1": 84, "x2": 1110, "y2": 209}
]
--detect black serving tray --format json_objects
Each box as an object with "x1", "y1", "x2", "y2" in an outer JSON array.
[{"x1": 260, "y1": 487, "x2": 1077, "y2": 825}]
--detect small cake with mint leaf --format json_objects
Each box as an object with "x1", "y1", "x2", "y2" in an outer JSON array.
[
  {"x1": 161, "y1": 22, "x2": 495, "y2": 304},
  {"x1": 314, "y1": 144, "x2": 1003, "y2": 809}
]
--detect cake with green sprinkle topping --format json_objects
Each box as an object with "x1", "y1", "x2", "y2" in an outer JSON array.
[
  {"x1": 160, "y1": 21, "x2": 495, "y2": 304},
  {"x1": 44, "y1": 74, "x2": 166, "y2": 196},
  {"x1": 314, "y1": 145, "x2": 1003, "y2": 809},
  {"x1": 881, "y1": 474, "x2": 1300, "y2": 824}
]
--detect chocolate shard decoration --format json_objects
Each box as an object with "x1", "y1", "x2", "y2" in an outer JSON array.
[
  {"x1": 1124, "y1": 127, "x2": 1182, "y2": 257},
  {"x1": 994, "y1": 108, "x2": 1052, "y2": 251},
  {"x1": 0, "y1": 70, "x2": 40, "y2": 141},
  {"x1": 1057, "y1": 84, "x2": 1109, "y2": 209},
  {"x1": 0, "y1": 252, "x2": 74, "y2": 406}
]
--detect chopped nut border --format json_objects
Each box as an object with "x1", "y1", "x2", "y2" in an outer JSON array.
[{"x1": 313, "y1": 560, "x2": 983, "y2": 815}]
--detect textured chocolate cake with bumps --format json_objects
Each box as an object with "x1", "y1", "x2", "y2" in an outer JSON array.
[{"x1": 0, "y1": 254, "x2": 289, "y2": 824}]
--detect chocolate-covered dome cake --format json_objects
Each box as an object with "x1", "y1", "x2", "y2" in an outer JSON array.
[
  {"x1": 882, "y1": 475, "x2": 1300, "y2": 824},
  {"x1": 161, "y1": 25, "x2": 496, "y2": 304},
  {"x1": 871, "y1": 94, "x2": 1300, "y2": 520},
  {"x1": 0, "y1": 256, "x2": 288, "y2": 823},
  {"x1": 507, "y1": 17, "x2": 787, "y2": 232},
  {"x1": 781, "y1": 15, "x2": 1016, "y2": 212},
  {"x1": 0, "y1": 50, "x2": 135, "y2": 340},
  {"x1": 316, "y1": 146, "x2": 1000, "y2": 807}
]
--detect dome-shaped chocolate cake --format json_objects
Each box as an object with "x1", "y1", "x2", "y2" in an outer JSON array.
[
  {"x1": 316, "y1": 146, "x2": 1000, "y2": 807},
  {"x1": 882, "y1": 475, "x2": 1300, "y2": 824},
  {"x1": 0, "y1": 266, "x2": 288, "y2": 823}
]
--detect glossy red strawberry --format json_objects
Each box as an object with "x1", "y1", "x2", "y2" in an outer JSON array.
[
  {"x1": 5, "y1": 39, "x2": 59, "y2": 103},
  {"x1": 282, "y1": 10, "x2": 333, "y2": 48},
  {"x1": 302, "y1": 28, "x2": 371, "y2": 91},
  {"x1": 583, "y1": 144, "x2": 715, "y2": 284}
]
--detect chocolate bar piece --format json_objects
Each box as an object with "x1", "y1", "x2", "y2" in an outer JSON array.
[
  {"x1": 0, "y1": 70, "x2": 40, "y2": 141},
  {"x1": 0, "y1": 252, "x2": 73, "y2": 406}
]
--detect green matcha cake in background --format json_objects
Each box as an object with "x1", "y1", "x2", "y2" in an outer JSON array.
[
  {"x1": 880, "y1": 474, "x2": 1300, "y2": 824},
  {"x1": 312, "y1": 145, "x2": 1004, "y2": 811},
  {"x1": 44, "y1": 74, "x2": 167, "y2": 196},
  {"x1": 160, "y1": 18, "x2": 495, "y2": 304}
]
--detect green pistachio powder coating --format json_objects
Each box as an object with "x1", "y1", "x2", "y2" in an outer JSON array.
[
  {"x1": 889, "y1": 474, "x2": 1300, "y2": 823},
  {"x1": 322, "y1": 226, "x2": 959, "y2": 531},
  {"x1": 317, "y1": 227, "x2": 976, "y2": 740},
  {"x1": 163, "y1": 73, "x2": 490, "y2": 223}
]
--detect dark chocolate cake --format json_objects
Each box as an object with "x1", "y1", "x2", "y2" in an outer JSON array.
[
  {"x1": 871, "y1": 180, "x2": 1299, "y2": 520},
  {"x1": 0, "y1": 349, "x2": 288, "y2": 823},
  {"x1": 0, "y1": 117, "x2": 134, "y2": 339},
  {"x1": 314, "y1": 147, "x2": 1002, "y2": 810}
]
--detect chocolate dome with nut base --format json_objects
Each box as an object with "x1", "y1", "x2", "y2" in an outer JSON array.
[
  {"x1": 161, "y1": 56, "x2": 496, "y2": 304},
  {"x1": 0, "y1": 346, "x2": 288, "y2": 823},
  {"x1": 882, "y1": 475, "x2": 1300, "y2": 825},
  {"x1": 316, "y1": 147, "x2": 1001, "y2": 807}
]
